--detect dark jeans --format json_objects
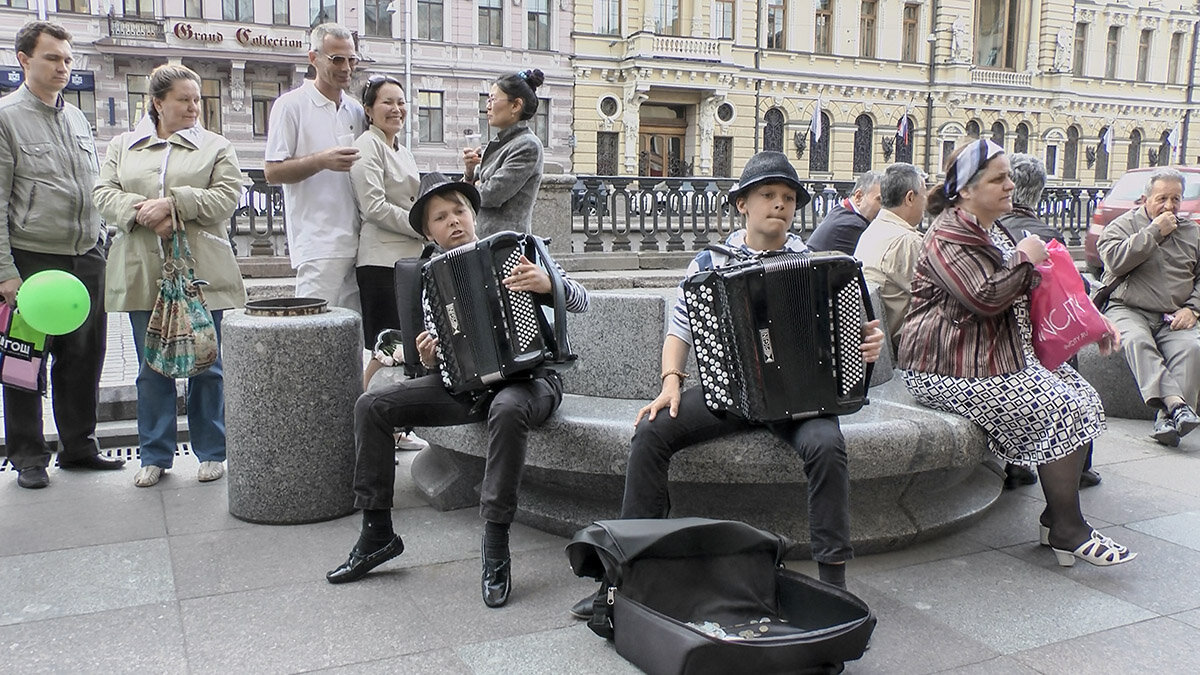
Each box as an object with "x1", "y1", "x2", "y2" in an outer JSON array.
[
  {"x1": 621, "y1": 386, "x2": 853, "y2": 564},
  {"x1": 353, "y1": 372, "x2": 563, "y2": 523},
  {"x1": 3, "y1": 245, "x2": 107, "y2": 470},
  {"x1": 356, "y1": 265, "x2": 400, "y2": 347}
]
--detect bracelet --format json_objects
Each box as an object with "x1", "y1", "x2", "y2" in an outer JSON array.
[{"x1": 661, "y1": 369, "x2": 689, "y2": 382}]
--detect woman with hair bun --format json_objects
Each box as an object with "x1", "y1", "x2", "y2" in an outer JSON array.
[{"x1": 461, "y1": 69, "x2": 546, "y2": 236}]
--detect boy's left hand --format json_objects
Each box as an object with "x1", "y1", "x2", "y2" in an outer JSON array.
[
  {"x1": 503, "y1": 255, "x2": 551, "y2": 294},
  {"x1": 859, "y1": 320, "x2": 884, "y2": 364}
]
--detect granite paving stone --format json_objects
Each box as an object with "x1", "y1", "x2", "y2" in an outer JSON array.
[
  {"x1": 1126, "y1": 511, "x2": 1200, "y2": 551},
  {"x1": 858, "y1": 549, "x2": 1156, "y2": 654},
  {"x1": 931, "y1": 656, "x2": 1042, "y2": 674},
  {"x1": 179, "y1": 580, "x2": 447, "y2": 674},
  {"x1": 1008, "y1": 616, "x2": 1200, "y2": 673},
  {"x1": 1103, "y1": 453, "x2": 1200, "y2": 498},
  {"x1": 454, "y1": 625, "x2": 640, "y2": 675},
  {"x1": 0, "y1": 602, "x2": 188, "y2": 673},
  {"x1": 0, "y1": 489, "x2": 166, "y2": 557},
  {"x1": 160, "y1": 480, "x2": 260, "y2": 536},
  {"x1": 0, "y1": 540, "x2": 174, "y2": 627},
  {"x1": 1171, "y1": 608, "x2": 1200, "y2": 631},
  {"x1": 1076, "y1": 470, "x2": 1200, "y2": 528},
  {"x1": 310, "y1": 648, "x2": 474, "y2": 674}
]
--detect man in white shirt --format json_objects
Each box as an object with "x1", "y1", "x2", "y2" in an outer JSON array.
[
  {"x1": 854, "y1": 162, "x2": 927, "y2": 346},
  {"x1": 265, "y1": 23, "x2": 366, "y2": 312}
]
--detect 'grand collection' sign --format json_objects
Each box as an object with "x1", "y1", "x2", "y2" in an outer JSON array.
[{"x1": 170, "y1": 23, "x2": 304, "y2": 49}]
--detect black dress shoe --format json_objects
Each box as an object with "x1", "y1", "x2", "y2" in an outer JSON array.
[
  {"x1": 1003, "y1": 463, "x2": 1037, "y2": 490},
  {"x1": 1079, "y1": 468, "x2": 1102, "y2": 488},
  {"x1": 570, "y1": 590, "x2": 600, "y2": 620},
  {"x1": 16, "y1": 466, "x2": 49, "y2": 489},
  {"x1": 59, "y1": 454, "x2": 126, "y2": 471},
  {"x1": 326, "y1": 535, "x2": 404, "y2": 584},
  {"x1": 481, "y1": 556, "x2": 512, "y2": 608}
]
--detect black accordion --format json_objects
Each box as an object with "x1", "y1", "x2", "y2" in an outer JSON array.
[
  {"x1": 417, "y1": 231, "x2": 574, "y2": 395},
  {"x1": 683, "y1": 251, "x2": 874, "y2": 423}
]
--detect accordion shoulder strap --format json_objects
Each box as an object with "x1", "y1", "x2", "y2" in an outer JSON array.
[
  {"x1": 393, "y1": 245, "x2": 436, "y2": 378},
  {"x1": 530, "y1": 235, "x2": 576, "y2": 365},
  {"x1": 703, "y1": 243, "x2": 748, "y2": 268}
]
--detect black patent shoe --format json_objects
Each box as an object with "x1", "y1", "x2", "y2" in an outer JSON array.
[
  {"x1": 1079, "y1": 468, "x2": 1102, "y2": 488},
  {"x1": 326, "y1": 535, "x2": 404, "y2": 584},
  {"x1": 1003, "y1": 463, "x2": 1037, "y2": 490},
  {"x1": 482, "y1": 556, "x2": 512, "y2": 608},
  {"x1": 59, "y1": 454, "x2": 126, "y2": 470}
]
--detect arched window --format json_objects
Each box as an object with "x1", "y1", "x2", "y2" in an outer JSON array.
[
  {"x1": 810, "y1": 111, "x2": 831, "y2": 173},
  {"x1": 896, "y1": 115, "x2": 916, "y2": 163},
  {"x1": 1014, "y1": 122, "x2": 1030, "y2": 154},
  {"x1": 1127, "y1": 129, "x2": 1142, "y2": 170},
  {"x1": 1063, "y1": 125, "x2": 1079, "y2": 180},
  {"x1": 853, "y1": 114, "x2": 873, "y2": 173},
  {"x1": 1095, "y1": 126, "x2": 1110, "y2": 180},
  {"x1": 990, "y1": 120, "x2": 1006, "y2": 147},
  {"x1": 763, "y1": 108, "x2": 784, "y2": 152},
  {"x1": 966, "y1": 119, "x2": 981, "y2": 139},
  {"x1": 1159, "y1": 130, "x2": 1172, "y2": 166}
]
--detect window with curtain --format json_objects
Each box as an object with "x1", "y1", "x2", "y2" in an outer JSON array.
[
  {"x1": 127, "y1": 74, "x2": 149, "y2": 129},
  {"x1": 901, "y1": 4, "x2": 920, "y2": 62},
  {"x1": 654, "y1": 0, "x2": 680, "y2": 35},
  {"x1": 860, "y1": 1, "x2": 877, "y2": 59},
  {"x1": 418, "y1": 0, "x2": 444, "y2": 41},
  {"x1": 1014, "y1": 122, "x2": 1029, "y2": 154},
  {"x1": 714, "y1": 0, "x2": 734, "y2": 40},
  {"x1": 530, "y1": 98, "x2": 550, "y2": 145},
  {"x1": 222, "y1": 0, "x2": 253, "y2": 21},
  {"x1": 273, "y1": 0, "x2": 289, "y2": 25},
  {"x1": 56, "y1": 0, "x2": 89, "y2": 13},
  {"x1": 125, "y1": 0, "x2": 154, "y2": 17},
  {"x1": 61, "y1": 89, "x2": 96, "y2": 129},
  {"x1": 990, "y1": 120, "x2": 1006, "y2": 146},
  {"x1": 975, "y1": 0, "x2": 1020, "y2": 69},
  {"x1": 814, "y1": 0, "x2": 832, "y2": 54},
  {"x1": 767, "y1": 0, "x2": 785, "y2": 49},
  {"x1": 479, "y1": 0, "x2": 503, "y2": 46},
  {"x1": 853, "y1": 115, "x2": 873, "y2": 174},
  {"x1": 810, "y1": 113, "x2": 831, "y2": 173},
  {"x1": 364, "y1": 0, "x2": 391, "y2": 37},
  {"x1": 1127, "y1": 129, "x2": 1141, "y2": 170},
  {"x1": 478, "y1": 93, "x2": 496, "y2": 142},
  {"x1": 252, "y1": 82, "x2": 281, "y2": 137},
  {"x1": 2, "y1": 0, "x2": 30, "y2": 8},
  {"x1": 1064, "y1": 126, "x2": 1079, "y2": 179},
  {"x1": 528, "y1": 0, "x2": 550, "y2": 50},
  {"x1": 763, "y1": 108, "x2": 784, "y2": 152},
  {"x1": 1137, "y1": 30, "x2": 1152, "y2": 81},
  {"x1": 1105, "y1": 26, "x2": 1120, "y2": 79},
  {"x1": 1168, "y1": 32, "x2": 1183, "y2": 84},
  {"x1": 201, "y1": 79, "x2": 221, "y2": 133},
  {"x1": 596, "y1": 0, "x2": 621, "y2": 35},
  {"x1": 1073, "y1": 23, "x2": 1087, "y2": 76},
  {"x1": 1045, "y1": 144, "x2": 1058, "y2": 176},
  {"x1": 419, "y1": 91, "x2": 444, "y2": 143},
  {"x1": 966, "y1": 120, "x2": 981, "y2": 139},
  {"x1": 310, "y1": 1, "x2": 337, "y2": 27}
]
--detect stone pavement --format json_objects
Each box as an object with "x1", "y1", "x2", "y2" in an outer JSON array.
[{"x1": 1, "y1": 415, "x2": 1199, "y2": 673}]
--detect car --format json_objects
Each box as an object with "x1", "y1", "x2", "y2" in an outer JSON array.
[{"x1": 1084, "y1": 166, "x2": 1200, "y2": 274}]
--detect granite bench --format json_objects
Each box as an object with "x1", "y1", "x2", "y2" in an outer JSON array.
[
  {"x1": 382, "y1": 288, "x2": 997, "y2": 556},
  {"x1": 1074, "y1": 343, "x2": 1155, "y2": 421}
]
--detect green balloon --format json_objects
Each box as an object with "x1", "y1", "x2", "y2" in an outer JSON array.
[{"x1": 15, "y1": 270, "x2": 91, "y2": 336}]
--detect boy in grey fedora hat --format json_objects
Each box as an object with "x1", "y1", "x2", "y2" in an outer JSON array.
[
  {"x1": 571, "y1": 151, "x2": 885, "y2": 618},
  {"x1": 328, "y1": 171, "x2": 590, "y2": 610}
]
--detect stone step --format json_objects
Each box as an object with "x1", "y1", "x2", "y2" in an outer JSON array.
[{"x1": 0, "y1": 417, "x2": 189, "y2": 455}]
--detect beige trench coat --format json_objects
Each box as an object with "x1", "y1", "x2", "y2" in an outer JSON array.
[
  {"x1": 350, "y1": 125, "x2": 423, "y2": 267},
  {"x1": 94, "y1": 118, "x2": 247, "y2": 312}
]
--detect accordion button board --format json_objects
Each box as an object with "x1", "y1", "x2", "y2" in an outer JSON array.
[{"x1": 683, "y1": 252, "x2": 873, "y2": 423}]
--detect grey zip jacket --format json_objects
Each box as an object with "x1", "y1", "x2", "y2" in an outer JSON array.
[{"x1": 0, "y1": 84, "x2": 102, "y2": 281}]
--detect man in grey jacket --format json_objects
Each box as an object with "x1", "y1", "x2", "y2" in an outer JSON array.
[
  {"x1": 1099, "y1": 168, "x2": 1200, "y2": 447},
  {"x1": 0, "y1": 22, "x2": 123, "y2": 488}
]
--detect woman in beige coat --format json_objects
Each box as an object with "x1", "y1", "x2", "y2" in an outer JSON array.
[
  {"x1": 94, "y1": 64, "x2": 246, "y2": 488},
  {"x1": 350, "y1": 75, "x2": 422, "y2": 346}
]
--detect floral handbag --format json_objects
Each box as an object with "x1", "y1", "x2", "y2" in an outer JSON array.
[{"x1": 144, "y1": 203, "x2": 218, "y2": 379}]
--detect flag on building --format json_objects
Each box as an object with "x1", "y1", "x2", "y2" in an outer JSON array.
[
  {"x1": 1101, "y1": 125, "x2": 1113, "y2": 154},
  {"x1": 897, "y1": 103, "x2": 911, "y2": 145},
  {"x1": 1168, "y1": 123, "x2": 1181, "y2": 150},
  {"x1": 809, "y1": 97, "x2": 822, "y2": 143}
]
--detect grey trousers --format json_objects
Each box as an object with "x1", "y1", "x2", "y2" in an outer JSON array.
[{"x1": 1106, "y1": 303, "x2": 1200, "y2": 410}]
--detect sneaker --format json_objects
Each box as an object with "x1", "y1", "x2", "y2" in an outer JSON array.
[
  {"x1": 197, "y1": 461, "x2": 225, "y2": 482},
  {"x1": 1170, "y1": 404, "x2": 1200, "y2": 438},
  {"x1": 1151, "y1": 415, "x2": 1180, "y2": 447},
  {"x1": 395, "y1": 432, "x2": 428, "y2": 452},
  {"x1": 134, "y1": 466, "x2": 164, "y2": 487}
]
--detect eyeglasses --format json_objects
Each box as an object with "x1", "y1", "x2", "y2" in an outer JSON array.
[
  {"x1": 486, "y1": 95, "x2": 512, "y2": 105},
  {"x1": 367, "y1": 75, "x2": 402, "y2": 86},
  {"x1": 319, "y1": 52, "x2": 359, "y2": 68}
]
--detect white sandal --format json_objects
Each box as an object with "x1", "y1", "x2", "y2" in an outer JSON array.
[
  {"x1": 134, "y1": 466, "x2": 164, "y2": 488},
  {"x1": 1040, "y1": 524, "x2": 1129, "y2": 555},
  {"x1": 1052, "y1": 531, "x2": 1137, "y2": 567}
]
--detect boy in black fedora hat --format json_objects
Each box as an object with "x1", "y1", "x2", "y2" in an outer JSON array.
[
  {"x1": 571, "y1": 151, "x2": 885, "y2": 618},
  {"x1": 328, "y1": 172, "x2": 590, "y2": 609}
]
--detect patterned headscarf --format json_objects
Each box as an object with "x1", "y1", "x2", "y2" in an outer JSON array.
[{"x1": 943, "y1": 139, "x2": 1005, "y2": 200}]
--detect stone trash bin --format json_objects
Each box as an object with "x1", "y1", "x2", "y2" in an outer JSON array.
[{"x1": 222, "y1": 298, "x2": 362, "y2": 524}]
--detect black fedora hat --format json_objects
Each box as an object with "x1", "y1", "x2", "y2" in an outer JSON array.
[
  {"x1": 409, "y1": 172, "x2": 482, "y2": 236},
  {"x1": 728, "y1": 151, "x2": 811, "y2": 210}
]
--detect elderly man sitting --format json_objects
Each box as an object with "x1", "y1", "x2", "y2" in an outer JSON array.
[
  {"x1": 1098, "y1": 168, "x2": 1200, "y2": 447},
  {"x1": 807, "y1": 170, "x2": 882, "y2": 254}
]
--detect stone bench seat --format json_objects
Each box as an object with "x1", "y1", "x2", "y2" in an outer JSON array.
[{"x1": 1075, "y1": 342, "x2": 1155, "y2": 421}]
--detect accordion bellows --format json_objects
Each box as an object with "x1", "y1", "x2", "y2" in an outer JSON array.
[{"x1": 683, "y1": 252, "x2": 874, "y2": 423}]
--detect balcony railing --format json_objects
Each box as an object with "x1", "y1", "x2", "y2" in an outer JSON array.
[
  {"x1": 220, "y1": 172, "x2": 1105, "y2": 259},
  {"x1": 623, "y1": 32, "x2": 729, "y2": 62},
  {"x1": 970, "y1": 68, "x2": 1034, "y2": 88}
]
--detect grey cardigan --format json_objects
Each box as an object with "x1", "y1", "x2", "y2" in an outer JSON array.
[{"x1": 473, "y1": 121, "x2": 544, "y2": 237}]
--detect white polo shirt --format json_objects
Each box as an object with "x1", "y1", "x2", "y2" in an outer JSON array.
[{"x1": 265, "y1": 80, "x2": 366, "y2": 266}]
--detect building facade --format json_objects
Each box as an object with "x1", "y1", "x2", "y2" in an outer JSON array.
[
  {"x1": 0, "y1": 0, "x2": 575, "y2": 172},
  {"x1": 571, "y1": 0, "x2": 1200, "y2": 184}
]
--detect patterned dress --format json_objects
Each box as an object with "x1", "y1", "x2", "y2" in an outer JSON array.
[{"x1": 902, "y1": 230, "x2": 1106, "y2": 467}]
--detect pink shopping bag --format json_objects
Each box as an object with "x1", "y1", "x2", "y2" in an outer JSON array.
[
  {"x1": 0, "y1": 302, "x2": 49, "y2": 393},
  {"x1": 1030, "y1": 240, "x2": 1110, "y2": 370}
]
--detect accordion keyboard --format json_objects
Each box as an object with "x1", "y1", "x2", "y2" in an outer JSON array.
[{"x1": 500, "y1": 247, "x2": 541, "y2": 352}]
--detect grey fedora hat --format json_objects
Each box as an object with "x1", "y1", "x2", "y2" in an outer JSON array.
[
  {"x1": 409, "y1": 172, "x2": 482, "y2": 236},
  {"x1": 727, "y1": 151, "x2": 811, "y2": 209}
]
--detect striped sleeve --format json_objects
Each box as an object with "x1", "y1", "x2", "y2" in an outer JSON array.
[
  {"x1": 926, "y1": 236, "x2": 1038, "y2": 317},
  {"x1": 552, "y1": 260, "x2": 590, "y2": 313}
]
